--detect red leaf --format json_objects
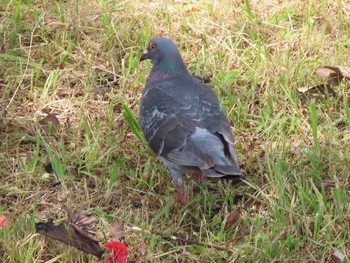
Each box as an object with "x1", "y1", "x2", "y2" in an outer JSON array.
[
  {"x1": 105, "y1": 241, "x2": 128, "y2": 263},
  {"x1": 0, "y1": 216, "x2": 7, "y2": 227}
]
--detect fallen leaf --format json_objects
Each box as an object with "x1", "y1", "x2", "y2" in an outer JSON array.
[
  {"x1": 185, "y1": 6, "x2": 200, "y2": 14},
  {"x1": 25, "y1": 11, "x2": 34, "y2": 22},
  {"x1": 316, "y1": 67, "x2": 338, "y2": 78},
  {"x1": 44, "y1": 162, "x2": 54, "y2": 173},
  {"x1": 297, "y1": 84, "x2": 336, "y2": 100},
  {"x1": 63, "y1": 205, "x2": 97, "y2": 232},
  {"x1": 315, "y1": 179, "x2": 336, "y2": 189},
  {"x1": 330, "y1": 249, "x2": 345, "y2": 262},
  {"x1": 105, "y1": 241, "x2": 128, "y2": 263},
  {"x1": 225, "y1": 209, "x2": 240, "y2": 229},
  {"x1": 338, "y1": 67, "x2": 350, "y2": 79},
  {"x1": 290, "y1": 141, "x2": 301, "y2": 156},
  {"x1": 316, "y1": 66, "x2": 350, "y2": 85},
  {"x1": 297, "y1": 87, "x2": 314, "y2": 93},
  {"x1": 109, "y1": 221, "x2": 125, "y2": 243},
  {"x1": 298, "y1": 66, "x2": 350, "y2": 101},
  {"x1": 86, "y1": 178, "x2": 97, "y2": 188},
  {"x1": 316, "y1": 67, "x2": 342, "y2": 85},
  {"x1": 0, "y1": 216, "x2": 7, "y2": 227},
  {"x1": 39, "y1": 114, "x2": 60, "y2": 134},
  {"x1": 35, "y1": 219, "x2": 105, "y2": 258}
]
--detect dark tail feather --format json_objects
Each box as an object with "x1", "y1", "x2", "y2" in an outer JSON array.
[
  {"x1": 202, "y1": 164, "x2": 241, "y2": 178},
  {"x1": 214, "y1": 174, "x2": 242, "y2": 180},
  {"x1": 215, "y1": 164, "x2": 241, "y2": 176}
]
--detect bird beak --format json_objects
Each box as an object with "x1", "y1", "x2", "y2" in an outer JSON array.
[{"x1": 140, "y1": 50, "x2": 148, "y2": 62}]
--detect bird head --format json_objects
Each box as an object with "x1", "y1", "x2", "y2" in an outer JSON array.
[{"x1": 140, "y1": 38, "x2": 183, "y2": 65}]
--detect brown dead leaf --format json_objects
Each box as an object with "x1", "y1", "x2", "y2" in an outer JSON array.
[
  {"x1": 35, "y1": 219, "x2": 105, "y2": 258},
  {"x1": 44, "y1": 162, "x2": 54, "y2": 173},
  {"x1": 290, "y1": 141, "x2": 301, "y2": 156},
  {"x1": 43, "y1": 14, "x2": 72, "y2": 32},
  {"x1": 225, "y1": 209, "x2": 240, "y2": 229},
  {"x1": 185, "y1": 6, "x2": 200, "y2": 14},
  {"x1": 44, "y1": 162, "x2": 54, "y2": 174},
  {"x1": 297, "y1": 84, "x2": 336, "y2": 100},
  {"x1": 316, "y1": 67, "x2": 337, "y2": 78},
  {"x1": 315, "y1": 179, "x2": 336, "y2": 189},
  {"x1": 322, "y1": 66, "x2": 350, "y2": 79},
  {"x1": 39, "y1": 114, "x2": 59, "y2": 134},
  {"x1": 25, "y1": 12, "x2": 34, "y2": 23},
  {"x1": 338, "y1": 67, "x2": 350, "y2": 79},
  {"x1": 300, "y1": 66, "x2": 350, "y2": 101},
  {"x1": 316, "y1": 67, "x2": 342, "y2": 85},
  {"x1": 316, "y1": 66, "x2": 350, "y2": 85},
  {"x1": 330, "y1": 249, "x2": 345, "y2": 262},
  {"x1": 108, "y1": 221, "x2": 125, "y2": 242},
  {"x1": 63, "y1": 205, "x2": 97, "y2": 232}
]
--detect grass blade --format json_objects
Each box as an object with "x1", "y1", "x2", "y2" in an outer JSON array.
[
  {"x1": 310, "y1": 101, "x2": 318, "y2": 153},
  {"x1": 121, "y1": 99, "x2": 146, "y2": 146}
]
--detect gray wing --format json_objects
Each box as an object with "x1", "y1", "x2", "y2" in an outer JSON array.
[{"x1": 139, "y1": 80, "x2": 239, "y2": 174}]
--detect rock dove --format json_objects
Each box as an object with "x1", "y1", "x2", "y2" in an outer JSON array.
[{"x1": 139, "y1": 37, "x2": 241, "y2": 203}]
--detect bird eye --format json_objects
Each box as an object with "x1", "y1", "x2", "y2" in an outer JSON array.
[{"x1": 150, "y1": 43, "x2": 156, "y2": 50}]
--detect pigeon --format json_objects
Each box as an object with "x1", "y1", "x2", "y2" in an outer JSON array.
[{"x1": 139, "y1": 37, "x2": 241, "y2": 203}]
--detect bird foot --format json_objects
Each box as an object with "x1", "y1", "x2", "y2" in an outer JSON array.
[{"x1": 176, "y1": 181, "x2": 187, "y2": 204}]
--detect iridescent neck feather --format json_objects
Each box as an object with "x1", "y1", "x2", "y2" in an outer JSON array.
[{"x1": 147, "y1": 57, "x2": 188, "y2": 84}]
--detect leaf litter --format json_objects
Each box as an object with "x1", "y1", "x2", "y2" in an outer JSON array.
[
  {"x1": 35, "y1": 218, "x2": 105, "y2": 258},
  {"x1": 35, "y1": 205, "x2": 104, "y2": 258},
  {"x1": 225, "y1": 209, "x2": 240, "y2": 229},
  {"x1": 63, "y1": 204, "x2": 97, "y2": 232},
  {"x1": 108, "y1": 221, "x2": 126, "y2": 243},
  {"x1": 35, "y1": 205, "x2": 129, "y2": 262},
  {"x1": 38, "y1": 113, "x2": 60, "y2": 134},
  {"x1": 330, "y1": 249, "x2": 347, "y2": 262},
  {"x1": 297, "y1": 66, "x2": 350, "y2": 101}
]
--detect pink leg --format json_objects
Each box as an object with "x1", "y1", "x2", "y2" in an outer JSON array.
[
  {"x1": 192, "y1": 172, "x2": 204, "y2": 184},
  {"x1": 176, "y1": 180, "x2": 187, "y2": 204}
]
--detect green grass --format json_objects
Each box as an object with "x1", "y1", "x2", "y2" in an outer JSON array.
[{"x1": 1, "y1": 0, "x2": 350, "y2": 262}]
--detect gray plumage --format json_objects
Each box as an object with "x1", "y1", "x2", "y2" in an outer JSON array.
[{"x1": 139, "y1": 37, "x2": 241, "y2": 203}]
